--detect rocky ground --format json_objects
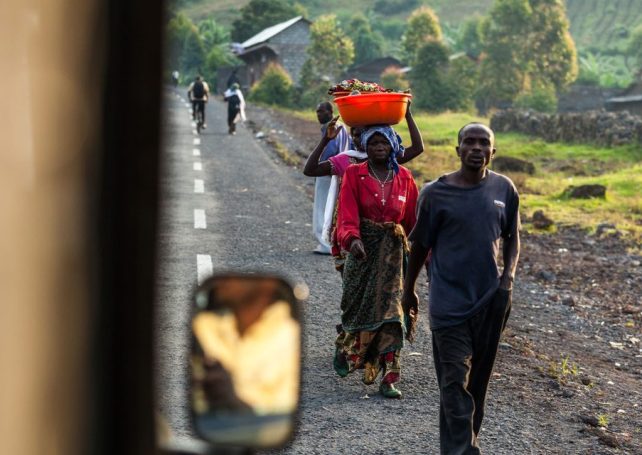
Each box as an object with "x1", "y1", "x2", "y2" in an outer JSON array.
[{"x1": 245, "y1": 103, "x2": 642, "y2": 454}]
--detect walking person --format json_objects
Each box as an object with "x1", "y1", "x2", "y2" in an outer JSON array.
[
  {"x1": 303, "y1": 100, "x2": 425, "y2": 269},
  {"x1": 402, "y1": 123, "x2": 520, "y2": 453},
  {"x1": 310, "y1": 102, "x2": 349, "y2": 254},
  {"x1": 223, "y1": 83, "x2": 246, "y2": 135},
  {"x1": 333, "y1": 125, "x2": 419, "y2": 398},
  {"x1": 171, "y1": 70, "x2": 179, "y2": 88}
]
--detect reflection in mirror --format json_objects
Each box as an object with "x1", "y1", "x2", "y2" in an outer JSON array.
[{"x1": 190, "y1": 274, "x2": 301, "y2": 449}]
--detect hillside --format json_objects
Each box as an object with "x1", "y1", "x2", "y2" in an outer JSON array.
[{"x1": 177, "y1": 0, "x2": 642, "y2": 54}]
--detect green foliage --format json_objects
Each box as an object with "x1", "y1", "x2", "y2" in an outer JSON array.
[
  {"x1": 447, "y1": 56, "x2": 479, "y2": 111},
  {"x1": 204, "y1": 46, "x2": 238, "y2": 80},
  {"x1": 298, "y1": 15, "x2": 354, "y2": 107},
  {"x1": 198, "y1": 18, "x2": 229, "y2": 50},
  {"x1": 478, "y1": 0, "x2": 577, "y2": 109},
  {"x1": 457, "y1": 17, "x2": 484, "y2": 59},
  {"x1": 167, "y1": 13, "x2": 206, "y2": 77},
  {"x1": 548, "y1": 354, "x2": 579, "y2": 385},
  {"x1": 401, "y1": 7, "x2": 444, "y2": 66},
  {"x1": 514, "y1": 81, "x2": 558, "y2": 113},
  {"x1": 343, "y1": 15, "x2": 385, "y2": 65},
  {"x1": 249, "y1": 64, "x2": 294, "y2": 107},
  {"x1": 167, "y1": 13, "x2": 239, "y2": 81},
  {"x1": 629, "y1": 24, "x2": 642, "y2": 71},
  {"x1": 577, "y1": 52, "x2": 634, "y2": 89},
  {"x1": 381, "y1": 67, "x2": 409, "y2": 91},
  {"x1": 597, "y1": 414, "x2": 610, "y2": 428},
  {"x1": 527, "y1": 0, "x2": 578, "y2": 90},
  {"x1": 373, "y1": 0, "x2": 420, "y2": 15},
  {"x1": 231, "y1": 0, "x2": 302, "y2": 42},
  {"x1": 409, "y1": 40, "x2": 455, "y2": 112}
]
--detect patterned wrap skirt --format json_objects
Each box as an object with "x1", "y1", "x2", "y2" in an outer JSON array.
[{"x1": 334, "y1": 219, "x2": 411, "y2": 385}]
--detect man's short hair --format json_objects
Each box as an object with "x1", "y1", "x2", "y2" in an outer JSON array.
[
  {"x1": 457, "y1": 123, "x2": 494, "y2": 145},
  {"x1": 317, "y1": 101, "x2": 333, "y2": 112}
]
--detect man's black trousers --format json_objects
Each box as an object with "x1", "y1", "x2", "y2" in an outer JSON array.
[{"x1": 431, "y1": 288, "x2": 512, "y2": 455}]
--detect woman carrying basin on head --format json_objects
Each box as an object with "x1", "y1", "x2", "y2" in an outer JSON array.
[
  {"x1": 303, "y1": 101, "x2": 424, "y2": 273},
  {"x1": 333, "y1": 124, "x2": 419, "y2": 398}
]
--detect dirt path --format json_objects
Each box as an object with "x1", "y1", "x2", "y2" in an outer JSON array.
[{"x1": 245, "y1": 103, "x2": 642, "y2": 454}]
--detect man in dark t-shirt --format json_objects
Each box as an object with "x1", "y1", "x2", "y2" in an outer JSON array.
[{"x1": 402, "y1": 123, "x2": 520, "y2": 454}]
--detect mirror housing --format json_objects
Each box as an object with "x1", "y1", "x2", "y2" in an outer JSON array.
[{"x1": 190, "y1": 273, "x2": 303, "y2": 449}]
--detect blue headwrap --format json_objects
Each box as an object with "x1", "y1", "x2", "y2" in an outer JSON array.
[{"x1": 360, "y1": 125, "x2": 405, "y2": 174}]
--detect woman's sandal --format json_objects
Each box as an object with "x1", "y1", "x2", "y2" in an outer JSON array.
[
  {"x1": 333, "y1": 350, "x2": 349, "y2": 377},
  {"x1": 379, "y1": 383, "x2": 402, "y2": 399}
]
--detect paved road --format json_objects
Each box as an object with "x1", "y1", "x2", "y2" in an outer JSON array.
[
  {"x1": 154, "y1": 89, "x2": 443, "y2": 454},
  {"x1": 154, "y1": 90, "x2": 565, "y2": 454}
]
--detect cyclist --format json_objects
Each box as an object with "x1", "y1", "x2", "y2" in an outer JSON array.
[
  {"x1": 171, "y1": 70, "x2": 179, "y2": 88},
  {"x1": 187, "y1": 75, "x2": 210, "y2": 129}
]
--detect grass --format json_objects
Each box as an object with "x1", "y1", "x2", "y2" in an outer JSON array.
[
  {"x1": 547, "y1": 354, "x2": 580, "y2": 385},
  {"x1": 261, "y1": 104, "x2": 642, "y2": 240},
  {"x1": 390, "y1": 111, "x2": 642, "y2": 240}
]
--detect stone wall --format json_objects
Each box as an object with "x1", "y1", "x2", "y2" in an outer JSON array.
[
  {"x1": 270, "y1": 21, "x2": 310, "y2": 84},
  {"x1": 490, "y1": 109, "x2": 642, "y2": 146}
]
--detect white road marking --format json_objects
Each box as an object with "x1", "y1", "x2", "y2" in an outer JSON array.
[
  {"x1": 191, "y1": 121, "x2": 197, "y2": 127},
  {"x1": 193, "y1": 129, "x2": 198, "y2": 135},
  {"x1": 194, "y1": 209, "x2": 206, "y2": 229},
  {"x1": 193, "y1": 138, "x2": 201, "y2": 145},
  {"x1": 196, "y1": 254, "x2": 213, "y2": 285},
  {"x1": 193, "y1": 162, "x2": 202, "y2": 171},
  {"x1": 194, "y1": 179, "x2": 204, "y2": 193},
  {"x1": 193, "y1": 148, "x2": 200, "y2": 156}
]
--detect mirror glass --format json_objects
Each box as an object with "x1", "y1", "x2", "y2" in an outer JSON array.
[{"x1": 190, "y1": 274, "x2": 301, "y2": 448}]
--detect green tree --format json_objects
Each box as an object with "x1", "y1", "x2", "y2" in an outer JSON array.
[
  {"x1": 196, "y1": 17, "x2": 239, "y2": 80},
  {"x1": 249, "y1": 63, "x2": 293, "y2": 107},
  {"x1": 197, "y1": 18, "x2": 229, "y2": 50},
  {"x1": 409, "y1": 40, "x2": 455, "y2": 112},
  {"x1": 447, "y1": 55, "x2": 479, "y2": 111},
  {"x1": 344, "y1": 15, "x2": 385, "y2": 65},
  {"x1": 298, "y1": 15, "x2": 354, "y2": 107},
  {"x1": 478, "y1": 0, "x2": 578, "y2": 110},
  {"x1": 381, "y1": 66, "x2": 409, "y2": 91},
  {"x1": 204, "y1": 46, "x2": 238, "y2": 81},
  {"x1": 166, "y1": 13, "x2": 205, "y2": 77},
  {"x1": 526, "y1": 0, "x2": 578, "y2": 90},
  {"x1": 400, "y1": 7, "x2": 443, "y2": 66},
  {"x1": 628, "y1": 24, "x2": 642, "y2": 71},
  {"x1": 457, "y1": 17, "x2": 484, "y2": 59},
  {"x1": 231, "y1": 0, "x2": 303, "y2": 43},
  {"x1": 514, "y1": 80, "x2": 558, "y2": 112}
]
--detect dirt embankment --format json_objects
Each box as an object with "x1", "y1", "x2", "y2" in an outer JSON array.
[{"x1": 245, "y1": 103, "x2": 642, "y2": 453}]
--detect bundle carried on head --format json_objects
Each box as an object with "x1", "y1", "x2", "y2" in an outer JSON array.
[{"x1": 328, "y1": 79, "x2": 390, "y2": 97}]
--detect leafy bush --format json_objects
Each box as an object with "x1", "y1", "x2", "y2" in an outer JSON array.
[
  {"x1": 514, "y1": 83, "x2": 558, "y2": 113},
  {"x1": 381, "y1": 66, "x2": 409, "y2": 92},
  {"x1": 249, "y1": 64, "x2": 293, "y2": 107},
  {"x1": 409, "y1": 40, "x2": 456, "y2": 112}
]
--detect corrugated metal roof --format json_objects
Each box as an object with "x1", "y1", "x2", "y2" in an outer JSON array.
[{"x1": 240, "y1": 16, "x2": 304, "y2": 51}]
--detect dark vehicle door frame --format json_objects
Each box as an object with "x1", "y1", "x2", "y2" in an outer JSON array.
[{"x1": 95, "y1": 0, "x2": 163, "y2": 453}]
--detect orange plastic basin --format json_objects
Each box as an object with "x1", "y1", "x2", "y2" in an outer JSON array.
[{"x1": 334, "y1": 92, "x2": 412, "y2": 127}]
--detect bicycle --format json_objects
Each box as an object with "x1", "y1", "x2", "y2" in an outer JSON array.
[{"x1": 193, "y1": 99, "x2": 206, "y2": 134}]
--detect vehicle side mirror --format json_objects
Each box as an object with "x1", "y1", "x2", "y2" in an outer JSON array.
[{"x1": 190, "y1": 273, "x2": 303, "y2": 450}]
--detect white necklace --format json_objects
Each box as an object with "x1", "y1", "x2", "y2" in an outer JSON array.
[{"x1": 369, "y1": 164, "x2": 392, "y2": 205}]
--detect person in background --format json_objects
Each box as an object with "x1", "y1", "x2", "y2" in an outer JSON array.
[
  {"x1": 303, "y1": 100, "x2": 424, "y2": 269},
  {"x1": 310, "y1": 102, "x2": 349, "y2": 254},
  {"x1": 223, "y1": 83, "x2": 246, "y2": 135},
  {"x1": 226, "y1": 68, "x2": 240, "y2": 89},
  {"x1": 171, "y1": 70, "x2": 179, "y2": 88},
  {"x1": 402, "y1": 123, "x2": 520, "y2": 453},
  {"x1": 187, "y1": 75, "x2": 210, "y2": 128}
]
